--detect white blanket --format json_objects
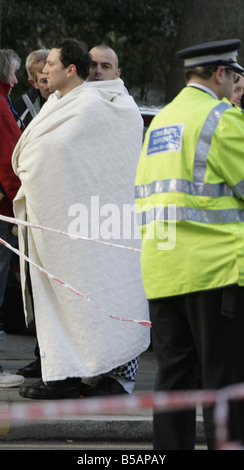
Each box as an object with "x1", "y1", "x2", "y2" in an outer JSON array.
[{"x1": 12, "y1": 79, "x2": 150, "y2": 382}]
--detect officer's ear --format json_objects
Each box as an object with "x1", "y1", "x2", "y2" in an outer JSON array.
[{"x1": 215, "y1": 66, "x2": 227, "y2": 84}]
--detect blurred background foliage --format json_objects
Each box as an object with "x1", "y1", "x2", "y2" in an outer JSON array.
[
  {"x1": 1, "y1": 0, "x2": 184, "y2": 103},
  {"x1": 1, "y1": 0, "x2": 244, "y2": 104}
]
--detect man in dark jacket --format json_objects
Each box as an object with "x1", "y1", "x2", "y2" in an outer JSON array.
[{"x1": 14, "y1": 49, "x2": 53, "y2": 130}]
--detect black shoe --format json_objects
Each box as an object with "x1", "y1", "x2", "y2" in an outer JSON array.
[
  {"x1": 80, "y1": 377, "x2": 127, "y2": 397},
  {"x1": 19, "y1": 378, "x2": 81, "y2": 399},
  {"x1": 17, "y1": 360, "x2": 41, "y2": 378}
]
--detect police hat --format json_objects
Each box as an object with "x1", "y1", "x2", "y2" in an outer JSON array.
[{"x1": 176, "y1": 39, "x2": 244, "y2": 74}]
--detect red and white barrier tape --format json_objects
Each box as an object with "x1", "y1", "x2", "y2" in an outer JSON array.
[
  {"x1": 214, "y1": 383, "x2": 244, "y2": 450},
  {"x1": 0, "y1": 214, "x2": 141, "y2": 253},
  {"x1": 0, "y1": 236, "x2": 151, "y2": 328},
  {"x1": 0, "y1": 389, "x2": 217, "y2": 422},
  {"x1": 1, "y1": 384, "x2": 244, "y2": 449},
  {"x1": 0, "y1": 214, "x2": 151, "y2": 328}
]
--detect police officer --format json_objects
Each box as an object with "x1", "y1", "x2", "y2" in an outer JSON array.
[{"x1": 135, "y1": 39, "x2": 244, "y2": 450}]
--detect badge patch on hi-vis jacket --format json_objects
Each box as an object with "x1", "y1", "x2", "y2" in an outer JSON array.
[{"x1": 147, "y1": 124, "x2": 185, "y2": 155}]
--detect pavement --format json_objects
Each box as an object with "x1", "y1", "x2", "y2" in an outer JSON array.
[{"x1": 0, "y1": 330, "x2": 206, "y2": 446}]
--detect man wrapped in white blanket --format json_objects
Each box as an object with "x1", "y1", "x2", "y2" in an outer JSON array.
[{"x1": 12, "y1": 39, "x2": 150, "y2": 399}]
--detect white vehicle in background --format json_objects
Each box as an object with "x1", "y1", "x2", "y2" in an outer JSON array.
[{"x1": 139, "y1": 106, "x2": 162, "y2": 138}]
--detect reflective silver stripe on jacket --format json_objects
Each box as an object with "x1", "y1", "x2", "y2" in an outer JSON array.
[
  {"x1": 193, "y1": 102, "x2": 231, "y2": 182},
  {"x1": 136, "y1": 101, "x2": 244, "y2": 225},
  {"x1": 22, "y1": 94, "x2": 40, "y2": 118},
  {"x1": 138, "y1": 206, "x2": 244, "y2": 226},
  {"x1": 135, "y1": 179, "x2": 234, "y2": 199},
  {"x1": 232, "y1": 180, "x2": 244, "y2": 198}
]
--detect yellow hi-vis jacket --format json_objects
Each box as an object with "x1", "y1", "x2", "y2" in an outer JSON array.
[{"x1": 135, "y1": 86, "x2": 244, "y2": 299}]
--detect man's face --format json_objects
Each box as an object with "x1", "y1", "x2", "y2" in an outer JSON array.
[
  {"x1": 42, "y1": 48, "x2": 67, "y2": 94},
  {"x1": 87, "y1": 47, "x2": 120, "y2": 81},
  {"x1": 32, "y1": 71, "x2": 53, "y2": 100}
]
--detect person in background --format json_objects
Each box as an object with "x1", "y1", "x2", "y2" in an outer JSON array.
[
  {"x1": 88, "y1": 45, "x2": 121, "y2": 81},
  {"x1": 14, "y1": 49, "x2": 52, "y2": 130},
  {"x1": 231, "y1": 74, "x2": 244, "y2": 107},
  {"x1": 84, "y1": 45, "x2": 140, "y2": 396},
  {"x1": 0, "y1": 48, "x2": 24, "y2": 388}
]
